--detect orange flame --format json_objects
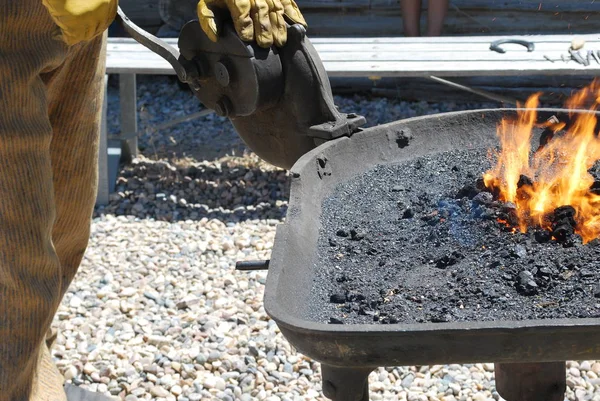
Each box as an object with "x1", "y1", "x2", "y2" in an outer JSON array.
[{"x1": 483, "y1": 79, "x2": 600, "y2": 243}]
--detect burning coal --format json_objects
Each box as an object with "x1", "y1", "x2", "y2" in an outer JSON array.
[{"x1": 483, "y1": 80, "x2": 600, "y2": 243}]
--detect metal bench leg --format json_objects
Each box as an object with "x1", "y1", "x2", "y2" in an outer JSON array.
[
  {"x1": 119, "y1": 73, "x2": 138, "y2": 162},
  {"x1": 96, "y1": 75, "x2": 110, "y2": 206},
  {"x1": 494, "y1": 361, "x2": 566, "y2": 401},
  {"x1": 320, "y1": 364, "x2": 373, "y2": 401}
]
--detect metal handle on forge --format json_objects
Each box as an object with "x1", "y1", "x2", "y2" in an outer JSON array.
[{"x1": 236, "y1": 260, "x2": 270, "y2": 271}]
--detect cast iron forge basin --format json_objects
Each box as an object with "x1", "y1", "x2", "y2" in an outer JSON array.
[{"x1": 264, "y1": 108, "x2": 600, "y2": 371}]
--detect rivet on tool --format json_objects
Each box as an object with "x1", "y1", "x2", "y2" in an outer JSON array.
[
  {"x1": 215, "y1": 61, "x2": 231, "y2": 87},
  {"x1": 214, "y1": 96, "x2": 233, "y2": 117}
]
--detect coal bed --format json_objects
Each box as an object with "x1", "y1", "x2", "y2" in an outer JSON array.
[{"x1": 309, "y1": 147, "x2": 600, "y2": 325}]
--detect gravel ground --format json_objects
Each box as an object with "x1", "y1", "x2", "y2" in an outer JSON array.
[{"x1": 50, "y1": 75, "x2": 600, "y2": 401}]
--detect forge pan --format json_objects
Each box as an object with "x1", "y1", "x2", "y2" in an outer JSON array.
[{"x1": 264, "y1": 108, "x2": 600, "y2": 369}]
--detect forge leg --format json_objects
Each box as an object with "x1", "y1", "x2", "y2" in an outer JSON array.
[
  {"x1": 320, "y1": 364, "x2": 373, "y2": 401},
  {"x1": 494, "y1": 362, "x2": 566, "y2": 401}
]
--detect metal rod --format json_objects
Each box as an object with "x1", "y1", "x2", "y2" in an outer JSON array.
[
  {"x1": 236, "y1": 260, "x2": 270, "y2": 271},
  {"x1": 427, "y1": 76, "x2": 520, "y2": 106},
  {"x1": 153, "y1": 109, "x2": 214, "y2": 131},
  {"x1": 109, "y1": 109, "x2": 214, "y2": 141}
]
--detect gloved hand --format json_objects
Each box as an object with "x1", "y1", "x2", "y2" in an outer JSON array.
[
  {"x1": 42, "y1": 0, "x2": 118, "y2": 46},
  {"x1": 197, "y1": 0, "x2": 307, "y2": 48}
]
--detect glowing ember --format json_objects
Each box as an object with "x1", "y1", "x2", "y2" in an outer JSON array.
[{"x1": 483, "y1": 79, "x2": 600, "y2": 244}]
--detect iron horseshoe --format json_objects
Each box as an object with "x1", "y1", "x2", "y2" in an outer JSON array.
[{"x1": 490, "y1": 39, "x2": 535, "y2": 53}]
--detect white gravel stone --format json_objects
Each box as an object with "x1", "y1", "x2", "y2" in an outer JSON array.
[{"x1": 150, "y1": 386, "x2": 170, "y2": 398}]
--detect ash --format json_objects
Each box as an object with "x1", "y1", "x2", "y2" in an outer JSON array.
[{"x1": 312, "y1": 148, "x2": 600, "y2": 325}]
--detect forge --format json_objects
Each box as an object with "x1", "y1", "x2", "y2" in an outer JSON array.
[{"x1": 264, "y1": 106, "x2": 600, "y2": 401}]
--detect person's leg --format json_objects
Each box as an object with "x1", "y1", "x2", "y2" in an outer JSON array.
[
  {"x1": 426, "y1": 0, "x2": 448, "y2": 36},
  {"x1": 400, "y1": 0, "x2": 422, "y2": 36},
  {"x1": 0, "y1": 1, "x2": 106, "y2": 400},
  {"x1": 39, "y1": 30, "x2": 108, "y2": 400},
  {"x1": 43, "y1": 30, "x2": 107, "y2": 307}
]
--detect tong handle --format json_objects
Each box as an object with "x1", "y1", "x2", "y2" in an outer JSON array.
[{"x1": 115, "y1": 7, "x2": 192, "y2": 83}]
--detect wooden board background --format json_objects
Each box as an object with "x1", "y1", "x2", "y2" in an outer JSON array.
[
  {"x1": 114, "y1": 0, "x2": 600, "y2": 104},
  {"x1": 118, "y1": 0, "x2": 600, "y2": 37}
]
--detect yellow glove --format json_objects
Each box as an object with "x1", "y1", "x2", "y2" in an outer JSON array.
[
  {"x1": 197, "y1": 0, "x2": 307, "y2": 48},
  {"x1": 42, "y1": 0, "x2": 118, "y2": 46}
]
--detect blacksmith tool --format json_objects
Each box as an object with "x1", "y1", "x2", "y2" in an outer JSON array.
[
  {"x1": 115, "y1": 7, "x2": 365, "y2": 170},
  {"x1": 569, "y1": 48, "x2": 589, "y2": 66},
  {"x1": 489, "y1": 38, "x2": 535, "y2": 53}
]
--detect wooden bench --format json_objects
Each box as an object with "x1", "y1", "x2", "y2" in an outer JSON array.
[{"x1": 98, "y1": 33, "x2": 600, "y2": 205}]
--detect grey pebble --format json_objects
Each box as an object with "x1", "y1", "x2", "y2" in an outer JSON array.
[
  {"x1": 195, "y1": 354, "x2": 207, "y2": 364},
  {"x1": 208, "y1": 351, "x2": 221, "y2": 362},
  {"x1": 402, "y1": 373, "x2": 415, "y2": 388}
]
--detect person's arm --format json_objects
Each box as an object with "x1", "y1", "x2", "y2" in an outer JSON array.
[{"x1": 42, "y1": 0, "x2": 118, "y2": 45}]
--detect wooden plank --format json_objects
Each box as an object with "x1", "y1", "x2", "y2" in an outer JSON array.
[
  {"x1": 105, "y1": 35, "x2": 600, "y2": 52},
  {"x1": 119, "y1": 0, "x2": 600, "y2": 37},
  {"x1": 321, "y1": 60, "x2": 600, "y2": 77},
  {"x1": 299, "y1": 0, "x2": 594, "y2": 11},
  {"x1": 105, "y1": 56, "x2": 600, "y2": 77},
  {"x1": 106, "y1": 40, "x2": 599, "y2": 53},
  {"x1": 297, "y1": 0, "x2": 599, "y2": 12},
  {"x1": 105, "y1": 36, "x2": 600, "y2": 77},
  {"x1": 299, "y1": 10, "x2": 600, "y2": 37},
  {"x1": 105, "y1": 33, "x2": 600, "y2": 45},
  {"x1": 439, "y1": 0, "x2": 597, "y2": 12},
  {"x1": 311, "y1": 51, "x2": 590, "y2": 62}
]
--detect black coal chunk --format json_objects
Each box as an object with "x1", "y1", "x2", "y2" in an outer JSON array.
[
  {"x1": 517, "y1": 175, "x2": 533, "y2": 188},
  {"x1": 402, "y1": 208, "x2": 414, "y2": 219},
  {"x1": 329, "y1": 293, "x2": 346, "y2": 304},
  {"x1": 550, "y1": 205, "x2": 577, "y2": 242},
  {"x1": 434, "y1": 251, "x2": 463, "y2": 269},
  {"x1": 328, "y1": 317, "x2": 344, "y2": 324},
  {"x1": 534, "y1": 229, "x2": 551, "y2": 243},
  {"x1": 456, "y1": 184, "x2": 480, "y2": 199},
  {"x1": 535, "y1": 266, "x2": 558, "y2": 278},
  {"x1": 498, "y1": 202, "x2": 520, "y2": 227},
  {"x1": 346, "y1": 292, "x2": 366, "y2": 302},
  {"x1": 580, "y1": 269, "x2": 595, "y2": 278},
  {"x1": 512, "y1": 244, "x2": 527, "y2": 258},
  {"x1": 516, "y1": 270, "x2": 538, "y2": 295},
  {"x1": 536, "y1": 115, "x2": 560, "y2": 151},
  {"x1": 590, "y1": 180, "x2": 600, "y2": 195},
  {"x1": 350, "y1": 229, "x2": 366, "y2": 241},
  {"x1": 336, "y1": 229, "x2": 349, "y2": 237},
  {"x1": 472, "y1": 191, "x2": 493, "y2": 205}
]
